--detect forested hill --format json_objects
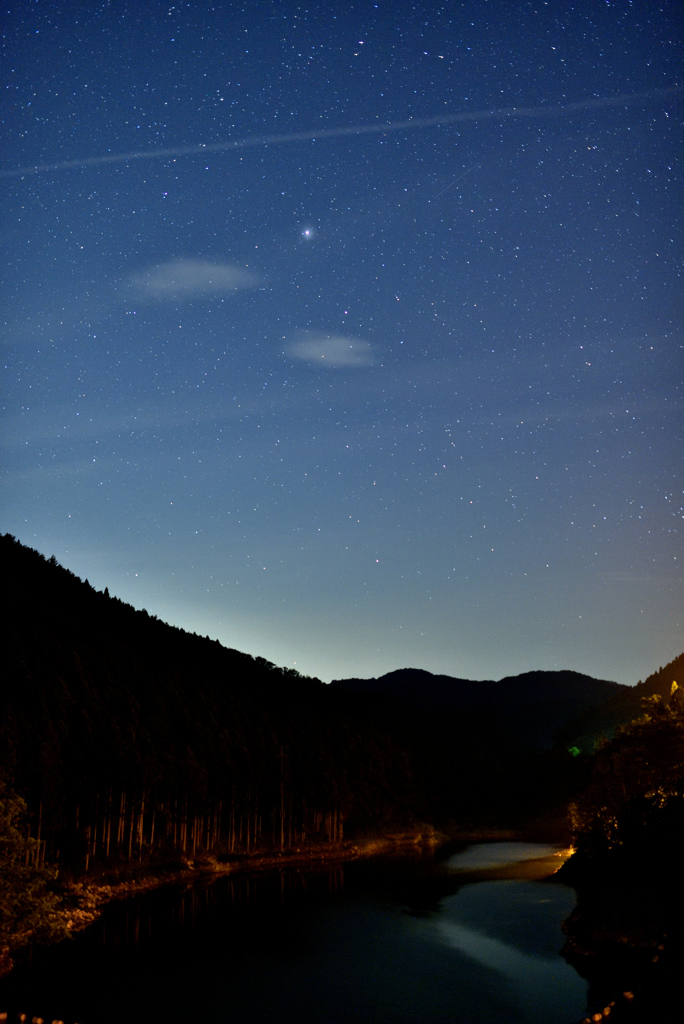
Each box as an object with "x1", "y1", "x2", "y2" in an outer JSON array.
[
  {"x1": 636, "y1": 652, "x2": 684, "y2": 698},
  {"x1": 3, "y1": 532, "x2": 675, "y2": 881},
  {"x1": 555, "y1": 650, "x2": 684, "y2": 755},
  {"x1": 330, "y1": 667, "x2": 625, "y2": 749},
  {"x1": 0, "y1": 533, "x2": 421, "y2": 873}
]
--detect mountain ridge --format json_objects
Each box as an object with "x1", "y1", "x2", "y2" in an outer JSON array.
[
  {"x1": 3, "y1": 530, "x2": 681, "y2": 878},
  {"x1": 330, "y1": 667, "x2": 626, "y2": 749}
]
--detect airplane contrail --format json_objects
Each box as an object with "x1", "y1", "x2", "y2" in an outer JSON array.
[{"x1": 1, "y1": 85, "x2": 680, "y2": 180}]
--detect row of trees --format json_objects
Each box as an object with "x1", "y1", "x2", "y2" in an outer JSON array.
[
  {"x1": 37, "y1": 789, "x2": 346, "y2": 871},
  {"x1": 1, "y1": 533, "x2": 416, "y2": 878}
]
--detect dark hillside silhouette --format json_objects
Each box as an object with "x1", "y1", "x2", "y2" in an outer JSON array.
[
  {"x1": 636, "y1": 652, "x2": 684, "y2": 698},
  {"x1": 0, "y1": 534, "x2": 418, "y2": 876},
  {"x1": 331, "y1": 667, "x2": 625, "y2": 749},
  {"x1": 2, "y1": 532, "x2": 657, "y2": 884},
  {"x1": 556, "y1": 651, "x2": 684, "y2": 755},
  {"x1": 559, "y1": 682, "x2": 684, "y2": 1018}
]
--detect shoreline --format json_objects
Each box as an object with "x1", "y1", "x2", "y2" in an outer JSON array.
[
  {"x1": 1, "y1": 821, "x2": 565, "y2": 977},
  {"x1": 63, "y1": 824, "x2": 515, "y2": 933},
  {"x1": 61, "y1": 828, "x2": 445, "y2": 932}
]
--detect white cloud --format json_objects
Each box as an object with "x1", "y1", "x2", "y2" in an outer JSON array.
[
  {"x1": 286, "y1": 333, "x2": 374, "y2": 368},
  {"x1": 129, "y1": 258, "x2": 259, "y2": 299}
]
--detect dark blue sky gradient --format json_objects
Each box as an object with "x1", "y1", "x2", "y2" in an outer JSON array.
[{"x1": 2, "y1": 1, "x2": 682, "y2": 684}]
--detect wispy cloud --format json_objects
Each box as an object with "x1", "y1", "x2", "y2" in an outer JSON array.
[
  {"x1": 286, "y1": 333, "x2": 375, "y2": 368},
  {"x1": 129, "y1": 258, "x2": 259, "y2": 300}
]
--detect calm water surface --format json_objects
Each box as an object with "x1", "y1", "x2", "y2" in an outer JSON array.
[{"x1": 0, "y1": 842, "x2": 587, "y2": 1024}]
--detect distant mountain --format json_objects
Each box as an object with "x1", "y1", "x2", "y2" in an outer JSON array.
[{"x1": 330, "y1": 668, "x2": 626, "y2": 750}]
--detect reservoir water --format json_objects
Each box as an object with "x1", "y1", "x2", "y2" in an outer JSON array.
[{"x1": 0, "y1": 842, "x2": 588, "y2": 1024}]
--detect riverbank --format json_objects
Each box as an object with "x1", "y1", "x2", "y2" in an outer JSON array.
[
  {"x1": 65, "y1": 823, "x2": 538, "y2": 928},
  {"x1": 0, "y1": 836, "x2": 590, "y2": 1024},
  {"x1": 1, "y1": 825, "x2": 449, "y2": 975},
  {"x1": 2, "y1": 819, "x2": 568, "y2": 977},
  {"x1": 59, "y1": 828, "x2": 445, "y2": 933}
]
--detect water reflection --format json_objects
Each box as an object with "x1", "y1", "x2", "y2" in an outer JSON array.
[
  {"x1": 92, "y1": 865, "x2": 346, "y2": 952},
  {"x1": 0, "y1": 843, "x2": 587, "y2": 1024},
  {"x1": 429, "y1": 881, "x2": 586, "y2": 1024},
  {"x1": 447, "y1": 841, "x2": 563, "y2": 871}
]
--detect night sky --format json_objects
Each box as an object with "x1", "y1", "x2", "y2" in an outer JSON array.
[{"x1": 2, "y1": 1, "x2": 682, "y2": 685}]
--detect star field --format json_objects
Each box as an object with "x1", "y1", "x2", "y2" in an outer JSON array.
[{"x1": 1, "y1": 1, "x2": 682, "y2": 684}]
